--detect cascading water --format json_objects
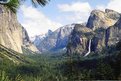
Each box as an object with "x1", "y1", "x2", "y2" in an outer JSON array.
[{"x1": 84, "y1": 39, "x2": 91, "y2": 57}]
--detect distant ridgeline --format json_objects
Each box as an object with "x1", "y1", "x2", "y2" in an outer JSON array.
[{"x1": 32, "y1": 24, "x2": 75, "y2": 53}]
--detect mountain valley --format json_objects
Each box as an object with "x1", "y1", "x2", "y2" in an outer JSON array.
[{"x1": 0, "y1": 2, "x2": 121, "y2": 80}]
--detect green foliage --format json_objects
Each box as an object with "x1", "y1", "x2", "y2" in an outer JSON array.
[
  {"x1": 3, "y1": 0, "x2": 19, "y2": 13},
  {"x1": 0, "y1": 52, "x2": 121, "y2": 80},
  {"x1": 96, "y1": 61, "x2": 114, "y2": 80},
  {"x1": 0, "y1": 0, "x2": 50, "y2": 13},
  {"x1": 0, "y1": 41, "x2": 121, "y2": 80},
  {"x1": 0, "y1": 71, "x2": 10, "y2": 81}
]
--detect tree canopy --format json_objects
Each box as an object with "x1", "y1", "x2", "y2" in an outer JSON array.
[{"x1": 0, "y1": 0, "x2": 50, "y2": 13}]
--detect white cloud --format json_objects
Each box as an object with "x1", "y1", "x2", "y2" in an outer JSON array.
[
  {"x1": 106, "y1": 0, "x2": 121, "y2": 13},
  {"x1": 17, "y1": 0, "x2": 121, "y2": 37},
  {"x1": 18, "y1": 5, "x2": 62, "y2": 37},
  {"x1": 57, "y1": 2, "x2": 92, "y2": 23},
  {"x1": 96, "y1": 5, "x2": 105, "y2": 11},
  {"x1": 96, "y1": 0, "x2": 121, "y2": 13},
  {"x1": 58, "y1": 2, "x2": 91, "y2": 12}
]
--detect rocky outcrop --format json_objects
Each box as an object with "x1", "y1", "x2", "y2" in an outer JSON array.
[
  {"x1": 0, "y1": 44, "x2": 29, "y2": 64},
  {"x1": 22, "y1": 27, "x2": 39, "y2": 52},
  {"x1": 86, "y1": 9, "x2": 120, "y2": 30},
  {"x1": 67, "y1": 24, "x2": 92, "y2": 54},
  {"x1": 33, "y1": 24, "x2": 75, "y2": 52},
  {"x1": 0, "y1": 5, "x2": 23, "y2": 53},
  {"x1": 0, "y1": 5, "x2": 38, "y2": 53},
  {"x1": 67, "y1": 9, "x2": 121, "y2": 55},
  {"x1": 105, "y1": 16, "x2": 121, "y2": 47}
]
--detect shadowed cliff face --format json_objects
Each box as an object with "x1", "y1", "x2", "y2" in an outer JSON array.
[
  {"x1": 105, "y1": 17, "x2": 121, "y2": 47},
  {"x1": 67, "y1": 24, "x2": 93, "y2": 54},
  {"x1": 67, "y1": 9, "x2": 121, "y2": 55},
  {"x1": 0, "y1": 5, "x2": 38, "y2": 53},
  {"x1": 22, "y1": 27, "x2": 39, "y2": 53}
]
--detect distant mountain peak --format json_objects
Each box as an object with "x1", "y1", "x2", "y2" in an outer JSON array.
[
  {"x1": 47, "y1": 29, "x2": 53, "y2": 36},
  {"x1": 32, "y1": 23, "x2": 77, "y2": 53}
]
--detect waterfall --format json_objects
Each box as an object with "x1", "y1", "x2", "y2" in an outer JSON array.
[{"x1": 84, "y1": 39, "x2": 91, "y2": 57}]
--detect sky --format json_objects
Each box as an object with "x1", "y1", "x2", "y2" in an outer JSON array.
[{"x1": 17, "y1": 0, "x2": 121, "y2": 37}]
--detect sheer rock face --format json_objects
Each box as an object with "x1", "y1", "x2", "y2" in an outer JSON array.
[
  {"x1": 22, "y1": 27, "x2": 39, "y2": 52},
  {"x1": 67, "y1": 9, "x2": 121, "y2": 55},
  {"x1": 105, "y1": 16, "x2": 121, "y2": 47},
  {"x1": 86, "y1": 9, "x2": 120, "y2": 30},
  {"x1": 0, "y1": 5, "x2": 23, "y2": 53},
  {"x1": 0, "y1": 5, "x2": 38, "y2": 53},
  {"x1": 67, "y1": 24, "x2": 92, "y2": 54}
]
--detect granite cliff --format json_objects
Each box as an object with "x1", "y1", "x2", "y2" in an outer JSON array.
[
  {"x1": 0, "y1": 5, "x2": 38, "y2": 53},
  {"x1": 67, "y1": 9, "x2": 121, "y2": 55},
  {"x1": 33, "y1": 24, "x2": 75, "y2": 52}
]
